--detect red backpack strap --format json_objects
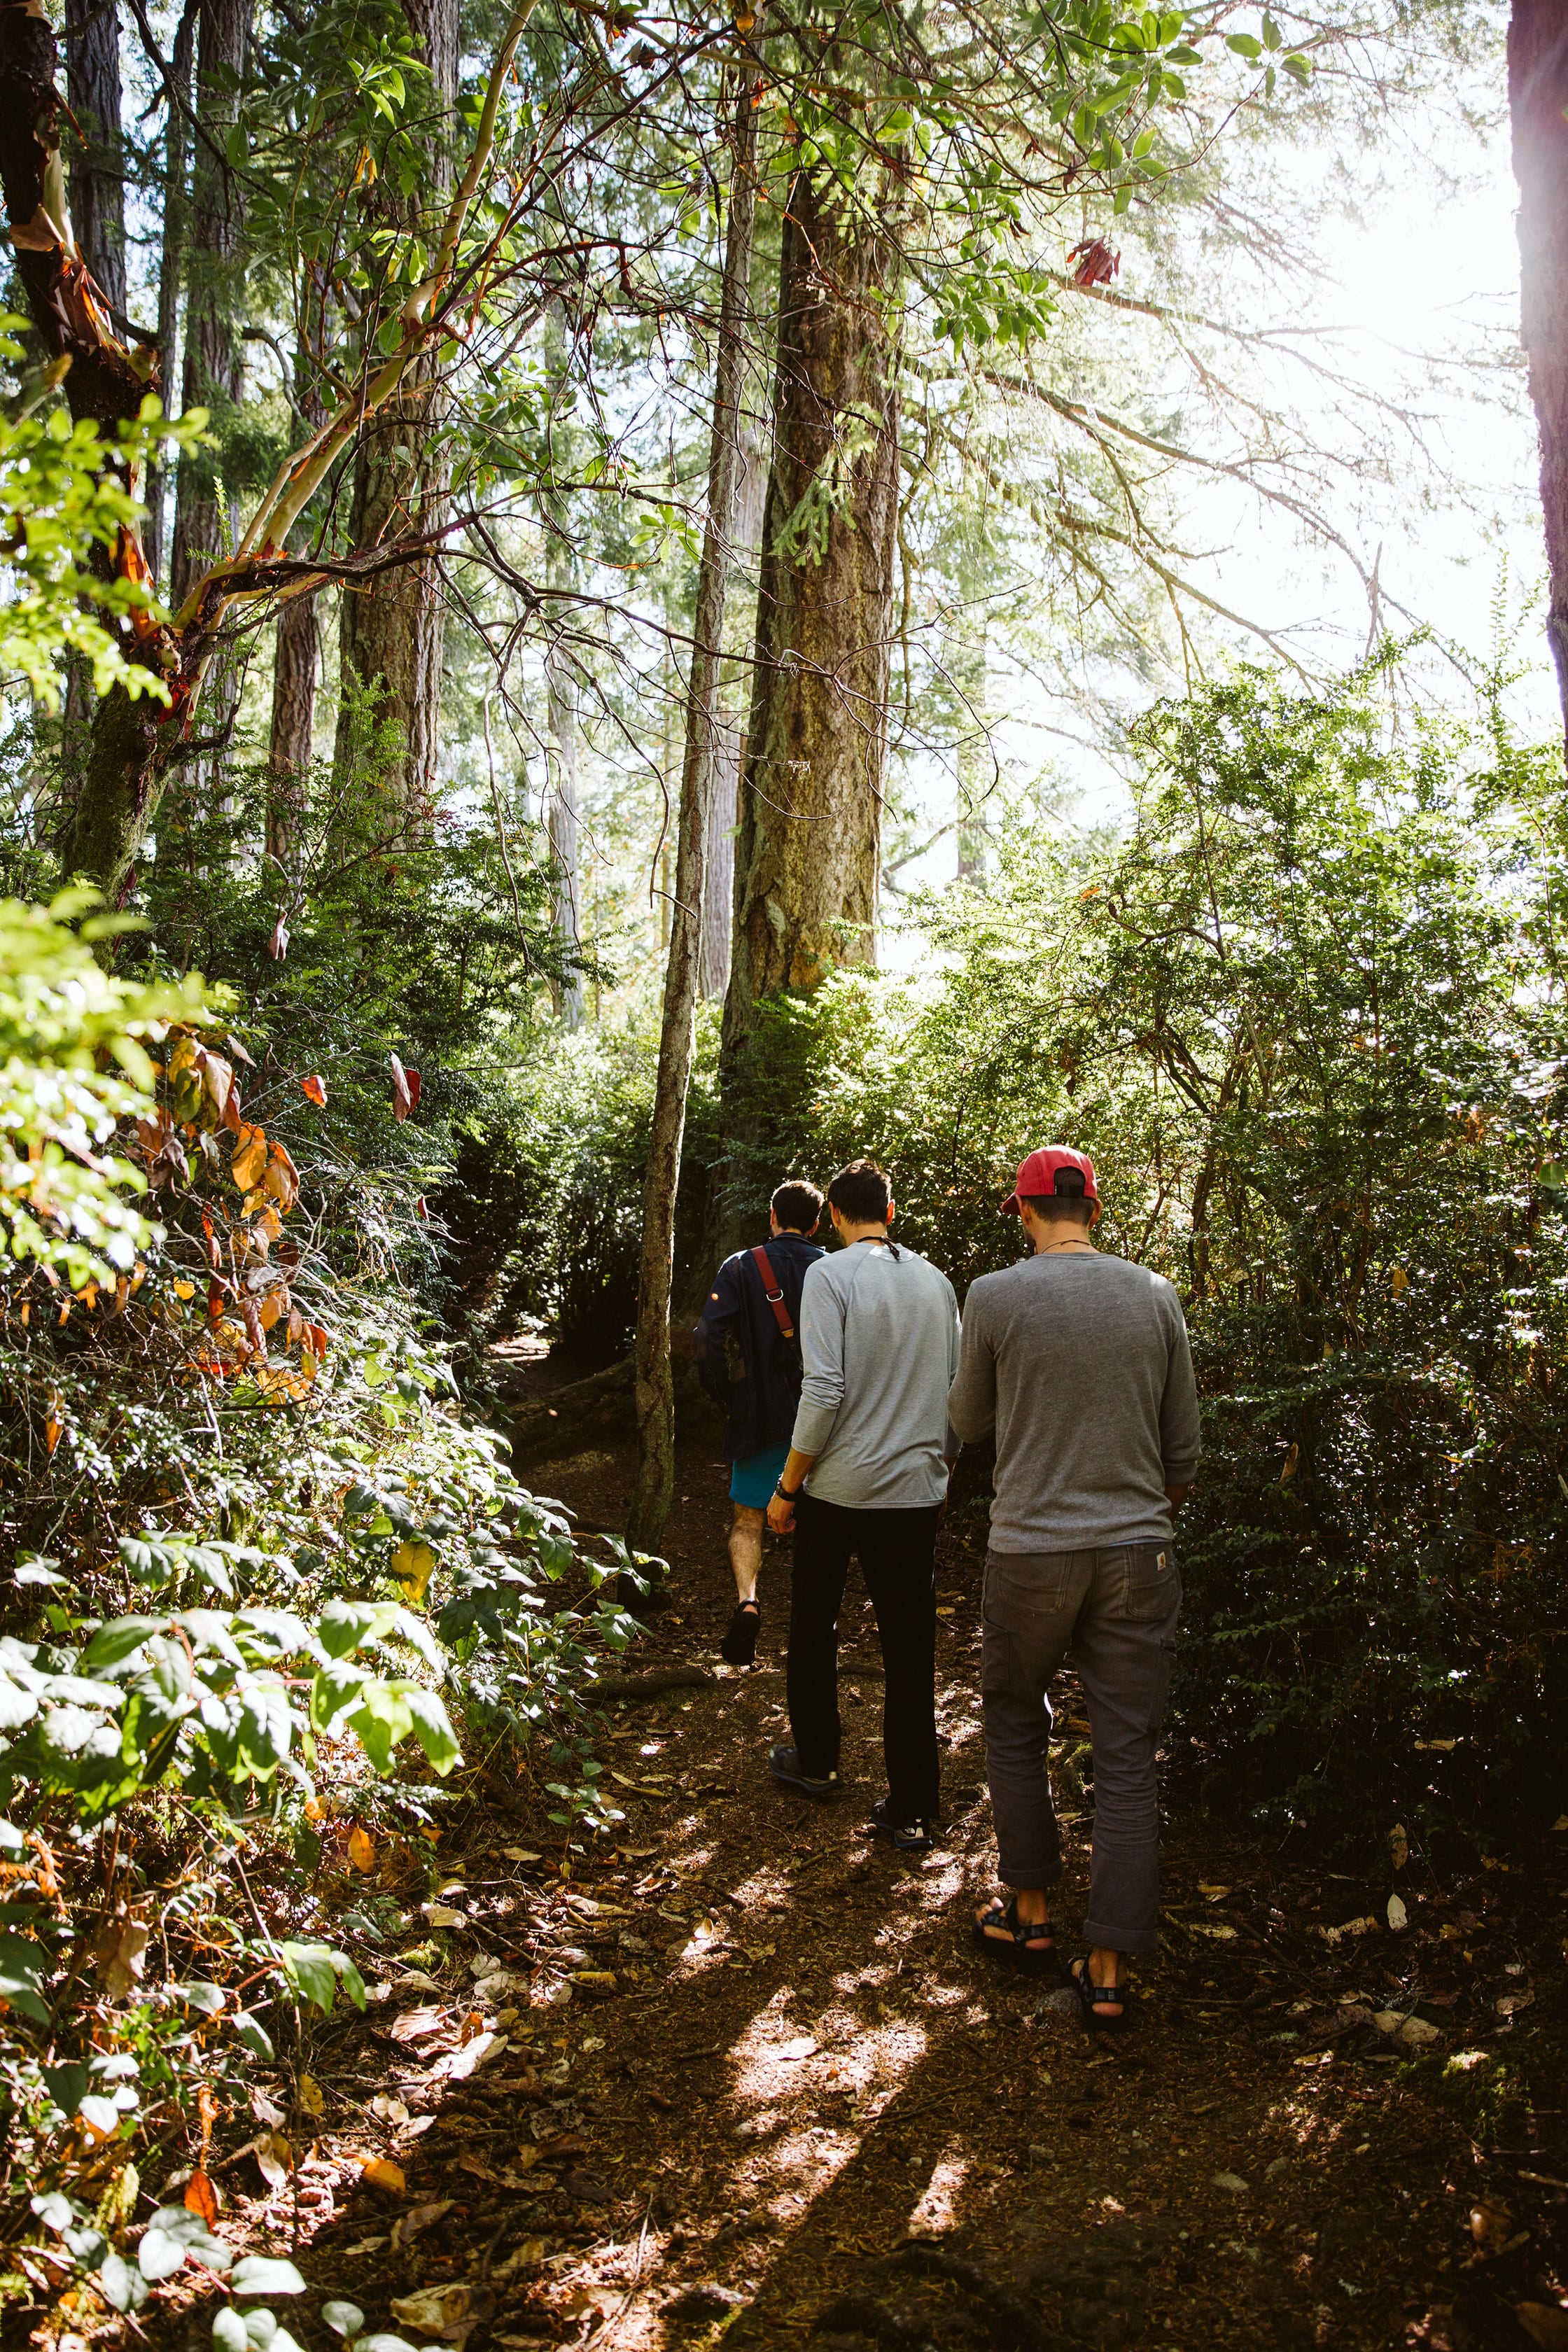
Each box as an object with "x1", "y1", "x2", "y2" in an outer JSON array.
[{"x1": 750, "y1": 1245, "x2": 796, "y2": 1340}]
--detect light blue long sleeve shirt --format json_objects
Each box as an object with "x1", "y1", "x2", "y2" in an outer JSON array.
[{"x1": 791, "y1": 1240, "x2": 962, "y2": 1508}]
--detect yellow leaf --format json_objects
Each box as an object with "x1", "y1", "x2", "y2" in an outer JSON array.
[
  {"x1": 297, "y1": 2074, "x2": 324, "y2": 2118},
  {"x1": 348, "y1": 1825, "x2": 377, "y2": 1874},
  {"x1": 174, "y1": 1278, "x2": 196, "y2": 1301},
  {"x1": 391, "y1": 1539, "x2": 437, "y2": 1604},
  {"x1": 362, "y1": 2157, "x2": 407, "y2": 2194},
  {"x1": 184, "y1": 2170, "x2": 219, "y2": 2227},
  {"x1": 231, "y1": 1126, "x2": 267, "y2": 1191},
  {"x1": 1390, "y1": 1265, "x2": 1409, "y2": 1296}
]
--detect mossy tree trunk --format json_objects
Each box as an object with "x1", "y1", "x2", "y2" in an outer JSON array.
[{"x1": 1511, "y1": 0, "x2": 1568, "y2": 757}]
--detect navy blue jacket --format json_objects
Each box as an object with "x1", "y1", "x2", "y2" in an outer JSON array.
[{"x1": 693, "y1": 1231, "x2": 826, "y2": 1462}]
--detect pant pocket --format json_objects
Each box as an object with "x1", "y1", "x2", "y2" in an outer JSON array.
[
  {"x1": 1112, "y1": 1544, "x2": 1180, "y2": 1623},
  {"x1": 983, "y1": 1552, "x2": 1076, "y2": 1629}
]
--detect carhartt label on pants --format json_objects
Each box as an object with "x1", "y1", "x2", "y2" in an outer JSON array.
[{"x1": 1156, "y1": 1552, "x2": 1166, "y2": 1569}]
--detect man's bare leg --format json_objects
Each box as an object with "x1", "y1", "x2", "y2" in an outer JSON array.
[
  {"x1": 720, "y1": 1505, "x2": 765, "y2": 1665},
  {"x1": 729, "y1": 1505, "x2": 764, "y2": 1604}
]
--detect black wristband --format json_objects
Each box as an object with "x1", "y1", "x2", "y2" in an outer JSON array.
[{"x1": 774, "y1": 1480, "x2": 801, "y2": 1502}]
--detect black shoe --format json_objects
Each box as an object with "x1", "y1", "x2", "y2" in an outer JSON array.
[
  {"x1": 720, "y1": 1600, "x2": 761, "y2": 1666},
  {"x1": 869, "y1": 1798, "x2": 935, "y2": 1854},
  {"x1": 769, "y1": 1743, "x2": 839, "y2": 1798}
]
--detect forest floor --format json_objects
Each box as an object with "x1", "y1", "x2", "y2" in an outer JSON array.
[{"x1": 143, "y1": 1409, "x2": 1568, "y2": 2352}]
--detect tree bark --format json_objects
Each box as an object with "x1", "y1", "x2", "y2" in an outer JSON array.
[
  {"x1": 626, "y1": 65, "x2": 761, "y2": 1554},
  {"x1": 546, "y1": 620, "x2": 586, "y2": 1026},
  {"x1": 711, "y1": 165, "x2": 900, "y2": 1241},
  {"x1": 169, "y1": 0, "x2": 249, "y2": 608},
  {"x1": 64, "y1": 0, "x2": 125, "y2": 318},
  {"x1": 698, "y1": 416, "x2": 767, "y2": 1000},
  {"x1": 333, "y1": 0, "x2": 457, "y2": 813},
  {"x1": 1511, "y1": 0, "x2": 1568, "y2": 752},
  {"x1": 267, "y1": 589, "x2": 318, "y2": 866},
  {"x1": 144, "y1": 0, "x2": 194, "y2": 592}
]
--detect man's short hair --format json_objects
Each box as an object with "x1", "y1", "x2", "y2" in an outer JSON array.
[
  {"x1": 827, "y1": 1158, "x2": 892, "y2": 1224},
  {"x1": 1019, "y1": 1167, "x2": 1093, "y2": 1226},
  {"x1": 771, "y1": 1180, "x2": 823, "y2": 1233}
]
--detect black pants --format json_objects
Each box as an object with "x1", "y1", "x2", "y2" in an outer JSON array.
[{"x1": 787, "y1": 1494, "x2": 941, "y2": 1820}]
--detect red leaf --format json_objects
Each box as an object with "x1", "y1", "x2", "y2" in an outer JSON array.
[
  {"x1": 300, "y1": 1074, "x2": 327, "y2": 1107},
  {"x1": 407, "y1": 1068, "x2": 421, "y2": 1112},
  {"x1": 390, "y1": 1054, "x2": 414, "y2": 1121}
]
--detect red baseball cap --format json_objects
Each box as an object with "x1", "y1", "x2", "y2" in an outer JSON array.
[{"x1": 1002, "y1": 1146, "x2": 1098, "y2": 1215}]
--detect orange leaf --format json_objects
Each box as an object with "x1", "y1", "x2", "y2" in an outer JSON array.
[
  {"x1": 45, "y1": 1396, "x2": 64, "y2": 1454},
  {"x1": 307, "y1": 1322, "x2": 329, "y2": 1357},
  {"x1": 300, "y1": 1074, "x2": 328, "y2": 1107},
  {"x1": 183, "y1": 2171, "x2": 219, "y2": 2228},
  {"x1": 231, "y1": 1126, "x2": 267, "y2": 1191},
  {"x1": 348, "y1": 1825, "x2": 377, "y2": 1874},
  {"x1": 361, "y1": 2158, "x2": 406, "y2": 2195}
]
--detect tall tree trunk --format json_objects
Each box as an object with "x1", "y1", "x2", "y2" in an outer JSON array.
[
  {"x1": 267, "y1": 591, "x2": 318, "y2": 867},
  {"x1": 626, "y1": 65, "x2": 761, "y2": 1554},
  {"x1": 168, "y1": 0, "x2": 250, "y2": 816},
  {"x1": 955, "y1": 627, "x2": 990, "y2": 883},
  {"x1": 334, "y1": 0, "x2": 457, "y2": 812},
  {"x1": 170, "y1": 0, "x2": 248, "y2": 608},
  {"x1": 698, "y1": 416, "x2": 767, "y2": 1000},
  {"x1": 1511, "y1": 0, "x2": 1568, "y2": 752},
  {"x1": 546, "y1": 624, "x2": 585, "y2": 1026},
  {"x1": 145, "y1": 0, "x2": 194, "y2": 591},
  {"x1": 64, "y1": 0, "x2": 125, "y2": 316},
  {"x1": 713, "y1": 166, "x2": 900, "y2": 1239}
]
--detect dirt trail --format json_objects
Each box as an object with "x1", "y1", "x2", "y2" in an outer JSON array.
[{"x1": 192, "y1": 1423, "x2": 1567, "y2": 2352}]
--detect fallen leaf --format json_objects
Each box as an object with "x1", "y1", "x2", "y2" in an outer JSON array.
[
  {"x1": 536, "y1": 2132, "x2": 589, "y2": 2161},
  {"x1": 776, "y1": 2036, "x2": 818, "y2": 2062},
  {"x1": 491, "y1": 2239, "x2": 546, "y2": 2282},
  {"x1": 255, "y1": 2133, "x2": 293, "y2": 2190},
  {"x1": 1471, "y1": 2198, "x2": 1513, "y2": 2255},
  {"x1": 1192, "y1": 1924, "x2": 1238, "y2": 1940},
  {"x1": 361, "y1": 2157, "x2": 407, "y2": 2194},
  {"x1": 348, "y1": 1825, "x2": 377, "y2": 1875},
  {"x1": 743, "y1": 1945, "x2": 776, "y2": 1961},
  {"x1": 1387, "y1": 1893, "x2": 1408, "y2": 1931},
  {"x1": 1198, "y1": 1883, "x2": 1231, "y2": 1898},
  {"x1": 503, "y1": 1847, "x2": 540, "y2": 1862},
  {"x1": 390, "y1": 2005, "x2": 448, "y2": 2043},
  {"x1": 390, "y1": 2284, "x2": 470, "y2": 2337},
  {"x1": 391, "y1": 2199, "x2": 453, "y2": 2251},
  {"x1": 436, "y1": 2031, "x2": 507, "y2": 2081},
  {"x1": 1212, "y1": 2172, "x2": 1250, "y2": 2194},
  {"x1": 1517, "y1": 2305, "x2": 1568, "y2": 2352},
  {"x1": 370, "y1": 2095, "x2": 410, "y2": 2126},
  {"x1": 424, "y1": 1902, "x2": 465, "y2": 1928},
  {"x1": 1497, "y1": 1989, "x2": 1536, "y2": 2019},
  {"x1": 297, "y1": 2074, "x2": 324, "y2": 2117},
  {"x1": 183, "y1": 2171, "x2": 218, "y2": 2228},
  {"x1": 1389, "y1": 1822, "x2": 1409, "y2": 1870},
  {"x1": 342, "y1": 2237, "x2": 389, "y2": 2257}
]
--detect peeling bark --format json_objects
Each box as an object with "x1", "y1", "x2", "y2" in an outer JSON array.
[
  {"x1": 267, "y1": 590, "x2": 318, "y2": 867},
  {"x1": 169, "y1": 0, "x2": 249, "y2": 608}
]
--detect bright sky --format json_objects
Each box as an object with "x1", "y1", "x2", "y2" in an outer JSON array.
[{"x1": 888, "y1": 88, "x2": 1558, "y2": 946}]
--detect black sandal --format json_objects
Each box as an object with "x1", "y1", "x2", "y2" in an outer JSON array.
[
  {"x1": 1070, "y1": 1956, "x2": 1131, "y2": 2033},
  {"x1": 972, "y1": 1893, "x2": 1056, "y2": 1973},
  {"x1": 720, "y1": 1600, "x2": 761, "y2": 1665}
]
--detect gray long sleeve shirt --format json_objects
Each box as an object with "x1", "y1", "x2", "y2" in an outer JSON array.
[
  {"x1": 792, "y1": 1241, "x2": 962, "y2": 1508},
  {"x1": 947, "y1": 1250, "x2": 1200, "y2": 1550}
]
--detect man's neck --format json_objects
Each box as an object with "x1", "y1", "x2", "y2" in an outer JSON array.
[
  {"x1": 836, "y1": 1222, "x2": 889, "y2": 1247},
  {"x1": 1031, "y1": 1228, "x2": 1096, "y2": 1257}
]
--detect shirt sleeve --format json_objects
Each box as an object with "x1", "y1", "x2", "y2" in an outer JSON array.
[
  {"x1": 1159, "y1": 1295, "x2": 1202, "y2": 1485},
  {"x1": 692, "y1": 1255, "x2": 743, "y2": 1408},
  {"x1": 946, "y1": 1282, "x2": 996, "y2": 1443},
  {"x1": 790, "y1": 1261, "x2": 846, "y2": 1457}
]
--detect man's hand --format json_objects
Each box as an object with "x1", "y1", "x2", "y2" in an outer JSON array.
[{"x1": 766, "y1": 1489, "x2": 797, "y2": 1534}]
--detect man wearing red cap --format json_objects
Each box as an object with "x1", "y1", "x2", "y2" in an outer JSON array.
[{"x1": 947, "y1": 1147, "x2": 1199, "y2": 2031}]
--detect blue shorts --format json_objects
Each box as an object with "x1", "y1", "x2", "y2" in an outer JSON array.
[{"x1": 729, "y1": 1441, "x2": 791, "y2": 1511}]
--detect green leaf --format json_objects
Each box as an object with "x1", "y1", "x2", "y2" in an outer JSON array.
[
  {"x1": 0, "y1": 1931, "x2": 50, "y2": 2022},
  {"x1": 322, "y1": 2302, "x2": 365, "y2": 2338},
  {"x1": 402, "y1": 1686, "x2": 460, "y2": 1776},
  {"x1": 279, "y1": 1941, "x2": 340, "y2": 2014},
  {"x1": 215, "y1": 2311, "x2": 251, "y2": 2352},
  {"x1": 230, "y1": 2256, "x2": 308, "y2": 2297},
  {"x1": 232, "y1": 2010, "x2": 275, "y2": 2061}
]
